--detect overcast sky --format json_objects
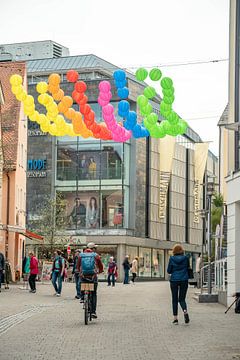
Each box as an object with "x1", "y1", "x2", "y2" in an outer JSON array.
[{"x1": 1, "y1": 0, "x2": 229, "y2": 154}]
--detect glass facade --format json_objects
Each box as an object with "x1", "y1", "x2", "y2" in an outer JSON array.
[{"x1": 55, "y1": 128, "x2": 130, "y2": 229}]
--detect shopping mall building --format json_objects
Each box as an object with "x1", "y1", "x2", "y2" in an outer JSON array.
[{"x1": 0, "y1": 41, "x2": 218, "y2": 280}]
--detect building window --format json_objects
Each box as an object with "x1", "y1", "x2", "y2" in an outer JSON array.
[
  {"x1": 138, "y1": 247, "x2": 152, "y2": 277},
  {"x1": 152, "y1": 249, "x2": 164, "y2": 278}
]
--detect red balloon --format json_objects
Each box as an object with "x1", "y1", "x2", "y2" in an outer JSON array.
[
  {"x1": 85, "y1": 110, "x2": 95, "y2": 122},
  {"x1": 66, "y1": 70, "x2": 79, "y2": 83},
  {"x1": 80, "y1": 104, "x2": 91, "y2": 115},
  {"x1": 75, "y1": 81, "x2": 87, "y2": 93},
  {"x1": 72, "y1": 90, "x2": 84, "y2": 103},
  {"x1": 79, "y1": 95, "x2": 88, "y2": 106}
]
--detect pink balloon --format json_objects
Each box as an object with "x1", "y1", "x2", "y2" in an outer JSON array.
[
  {"x1": 99, "y1": 91, "x2": 112, "y2": 101},
  {"x1": 104, "y1": 113, "x2": 114, "y2": 122},
  {"x1": 99, "y1": 81, "x2": 111, "y2": 92},
  {"x1": 102, "y1": 104, "x2": 114, "y2": 115},
  {"x1": 98, "y1": 97, "x2": 109, "y2": 107}
]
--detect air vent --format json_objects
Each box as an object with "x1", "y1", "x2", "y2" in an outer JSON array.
[{"x1": 53, "y1": 44, "x2": 62, "y2": 58}]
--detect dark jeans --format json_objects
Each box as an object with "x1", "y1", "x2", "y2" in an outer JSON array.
[
  {"x1": 29, "y1": 274, "x2": 37, "y2": 291},
  {"x1": 132, "y1": 272, "x2": 137, "y2": 283},
  {"x1": 0, "y1": 270, "x2": 3, "y2": 288},
  {"x1": 108, "y1": 273, "x2": 115, "y2": 286},
  {"x1": 123, "y1": 270, "x2": 129, "y2": 284},
  {"x1": 74, "y1": 273, "x2": 81, "y2": 297},
  {"x1": 81, "y1": 280, "x2": 98, "y2": 313},
  {"x1": 52, "y1": 271, "x2": 63, "y2": 294},
  {"x1": 170, "y1": 280, "x2": 188, "y2": 316}
]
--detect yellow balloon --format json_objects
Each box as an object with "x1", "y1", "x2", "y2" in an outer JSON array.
[
  {"x1": 54, "y1": 115, "x2": 65, "y2": 126},
  {"x1": 44, "y1": 94, "x2": 54, "y2": 106},
  {"x1": 46, "y1": 112, "x2": 58, "y2": 121},
  {"x1": 36, "y1": 82, "x2": 48, "y2": 94},
  {"x1": 49, "y1": 124, "x2": 57, "y2": 136},
  {"x1": 10, "y1": 74, "x2": 22, "y2": 86},
  {"x1": 11, "y1": 85, "x2": 23, "y2": 95},
  {"x1": 40, "y1": 123, "x2": 50, "y2": 133},
  {"x1": 28, "y1": 111, "x2": 40, "y2": 122},
  {"x1": 16, "y1": 90, "x2": 27, "y2": 101},
  {"x1": 38, "y1": 94, "x2": 48, "y2": 105},
  {"x1": 38, "y1": 114, "x2": 47, "y2": 124},
  {"x1": 46, "y1": 103, "x2": 58, "y2": 114},
  {"x1": 24, "y1": 105, "x2": 35, "y2": 116},
  {"x1": 24, "y1": 95, "x2": 35, "y2": 106}
]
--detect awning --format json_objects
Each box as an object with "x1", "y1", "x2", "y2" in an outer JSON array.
[{"x1": 24, "y1": 230, "x2": 44, "y2": 242}]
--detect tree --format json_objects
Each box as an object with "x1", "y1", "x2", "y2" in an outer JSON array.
[
  {"x1": 31, "y1": 192, "x2": 68, "y2": 249},
  {"x1": 211, "y1": 193, "x2": 224, "y2": 233}
]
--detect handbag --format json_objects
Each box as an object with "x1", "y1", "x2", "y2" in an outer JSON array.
[{"x1": 188, "y1": 268, "x2": 194, "y2": 279}]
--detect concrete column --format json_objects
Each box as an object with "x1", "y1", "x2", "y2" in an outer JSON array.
[{"x1": 117, "y1": 244, "x2": 126, "y2": 283}]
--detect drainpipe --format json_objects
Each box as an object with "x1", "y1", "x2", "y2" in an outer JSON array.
[{"x1": 5, "y1": 172, "x2": 10, "y2": 259}]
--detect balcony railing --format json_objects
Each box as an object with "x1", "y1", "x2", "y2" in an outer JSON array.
[{"x1": 56, "y1": 167, "x2": 122, "y2": 181}]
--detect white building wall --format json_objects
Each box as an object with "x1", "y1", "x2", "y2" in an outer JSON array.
[{"x1": 226, "y1": 172, "x2": 240, "y2": 305}]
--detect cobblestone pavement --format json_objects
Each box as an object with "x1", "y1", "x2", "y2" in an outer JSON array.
[{"x1": 0, "y1": 281, "x2": 240, "y2": 360}]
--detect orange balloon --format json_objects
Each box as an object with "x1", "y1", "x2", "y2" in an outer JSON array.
[
  {"x1": 48, "y1": 84, "x2": 60, "y2": 94},
  {"x1": 48, "y1": 73, "x2": 61, "y2": 86},
  {"x1": 58, "y1": 102, "x2": 68, "y2": 114},
  {"x1": 65, "y1": 108, "x2": 76, "y2": 120},
  {"x1": 73, "y1": 112, "x2": 83, "y2": 123},
  {"x1": 61, "y1": 96, "x2": 73, "y2": 108},
  {"x1": 53, "y1": 89, "x2": 64, "y2": 101}
]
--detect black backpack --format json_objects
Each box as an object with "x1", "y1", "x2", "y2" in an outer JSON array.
[{"x1": 235, "y1": 293, "x2": 240, "y2": 314}]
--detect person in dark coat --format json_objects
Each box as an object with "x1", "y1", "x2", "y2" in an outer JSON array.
[
  {"x1": 122, "y1": 255, "x2": 130, "y2": 284},
  {"x1": 5, "y1": 259, "x2": 12, "y2": 289},
  {"x1": 167, "y1": 244, "x2": 190, "y2": 325},
  {"x1": 0, "y1": 252, "x2": 5, "y2": 292}
]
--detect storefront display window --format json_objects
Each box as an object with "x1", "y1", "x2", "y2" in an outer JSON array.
[
  {"x1": 126, "y1": 246, "x2": 138, "y2": 264},
  {"x1": 102, "y1": 189, "x2": 123, "y2": 228},
  {"x1": 152, "y1": 249, "x2": 164, "y2": 278},
  {"x1": 97, "y1": 245, "x2": 117, "y2": 280},
  {"x1": 139, "y1": 247, "x2": 152, "y2": 277}
]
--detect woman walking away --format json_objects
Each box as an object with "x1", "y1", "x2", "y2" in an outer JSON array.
[
  {"x1": 107, "y1": 257, "x2": 117, "y2": 287},
  {"x1": 167, "y1": 244, "x2": 190, "y2": 325},
  {"x1": 131, "y1": 257, "x2": 138, "y2": 284},
  {"x1": 122, "y1": 255, "x2": 130, "y2": 284},
  {"x1": 29, "y1": 252, "x2": 38, "y2": 293}
]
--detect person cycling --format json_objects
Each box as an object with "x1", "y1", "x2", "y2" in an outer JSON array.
[{"x1": 77, "y1": 242, "x2": 103, "y2": 319}]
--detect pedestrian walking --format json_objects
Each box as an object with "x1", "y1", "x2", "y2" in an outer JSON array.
[
  {"x1": 107, "y1": 257, "x2": 117, "y2": 286},
  {"x1": 195, "y1": 253, "x2": 202, "y2": 289},
  {"x1": 131, "y1": 256, "x2": 138, "y2": 284},
  {"x1": 122, "y1": 255, "x2": 130, "y2": 284},
  {"x1": 167, "y1": 244, "x2": 190, "y2": 325},
  {"x1": 29, "y1": 252, "x2": 38, "y2": 293},
  {"x1": 73, "y1": 249, "x2": 81, "y2": 299},
  {"x1": 4, "y1": 259, "x2": 12, "y2": 289},
  {"x1": 0, "y1": 252, "x2": 5, "y2": 293},
  {"x1": 51, "y1": 250, "x2": 65, "y2": 297}
]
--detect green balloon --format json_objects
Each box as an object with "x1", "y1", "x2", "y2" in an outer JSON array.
[
  {"x1": 161, "y1": 120, "x2": 171, "y2": 132},
  {"x1": 160, "y1": 101, "x2": 172, "y2": 117},
  {"x1": 137, "y1": 95, "x2": 148, "y2": 107},
  {"x1": 163, "y1": 95, "x2": 175, "y2": 105},
  {"x1": 166, "y1": 111, "x2": 179, "y2": 125},
  {"x1": 162, "y1": 87, "x2": 174, "y2": 97},
  {"x1": 135, "y1": 68, "x2": 148, "y2": 81},
  {"x1": 146, "y1": 112, "x2": 158, "y2": 125},
  {"x1": 161, "y1": 77, "x2": 173, "y2": 89},
  {"x1": 144, "y1": 118, "x2": 155, "y2": 130},
  {"x1": 149, "y1": 68, "x2": 162, "y2": 81},
  {"x1": 150, "y1": 123, "x2": 166, "y2": 138},
  {"x1": 178, "y1": 119, "x2": 188, "y2": 135},
  {"x1": 140, "y1": 103, "x2": 152, "y2": 116},
  {"x1": 144, "y1": 86, "x2": 156, "y2": 99}
]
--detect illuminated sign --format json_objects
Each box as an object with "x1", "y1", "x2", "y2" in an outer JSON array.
[{"x1": 27, "y1": 159, "x2": 47, "y2": 178}]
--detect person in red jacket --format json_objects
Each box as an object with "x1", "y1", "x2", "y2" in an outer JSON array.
[
  {"x1": 77, "y1": 243, "x2": 103, "y2": 318},
  {"x1": 29, "y1": 252, "x2": 38, "y2": 293}
]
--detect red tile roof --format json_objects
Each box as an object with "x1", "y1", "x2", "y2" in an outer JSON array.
[{"x1": 0, "y1": 62, "x2": 26, "y2": 171}]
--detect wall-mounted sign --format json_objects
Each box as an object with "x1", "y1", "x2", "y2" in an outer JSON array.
[
  {"x1": 27, "y1": 159, "x2": 47, "y2": 178},
  {"x1": 28, "y1": 159, "x2": 46, "y2": 171},
  {"x1": 28, "y1": 129, "x2": 46, "y2": 137}
]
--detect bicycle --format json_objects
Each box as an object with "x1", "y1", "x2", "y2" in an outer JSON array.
[{"x1": 81, "y1": 281, "x2": 94, "y2": 325}]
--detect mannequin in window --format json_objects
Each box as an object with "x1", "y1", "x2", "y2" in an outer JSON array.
[
  {"x1": 88, "y1": 157, "x2": 97, "y2": 180},
  {"x1": 86, "y1": 197, "x2": 99, "y2": 228}
]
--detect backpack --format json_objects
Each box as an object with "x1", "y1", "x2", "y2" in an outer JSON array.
[{"x1": 80, "y1": 252, "x2": 96, "y2": 276}]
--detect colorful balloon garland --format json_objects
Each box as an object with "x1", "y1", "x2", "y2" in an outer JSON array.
[{"x1": 10, "y1": 66, "x2": 188, "y2": 140}]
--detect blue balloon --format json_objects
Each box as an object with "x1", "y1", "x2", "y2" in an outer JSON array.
[
  {"x1": 124, "y1": 121, "x2": 133, "y2": 130},
  {"x1": 118, "y1": 100, "x2": 130, "y2": 117},
  {"x1": 117, "y1": 87, "x2": 129, "y2": 99},
  {"x1": 133, "y1": 124, "x2": 149, "y2": 138},
  {"x1": 113, "y1": 70, "x2": 126, "y2": 82},
  {"x1": 126, "y1": 111, "x2": 137, "y2": 125},
  {"x1": 115, "y1": 79, "x2": 127, "y2": 88}
]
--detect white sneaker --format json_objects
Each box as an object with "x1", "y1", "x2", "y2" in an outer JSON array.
[{"x1": 56, "y1": 293, "x2": 61, "y2": 297}]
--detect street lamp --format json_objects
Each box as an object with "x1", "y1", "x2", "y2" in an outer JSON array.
[{"x1": 206, "y1": 175, "x2": 215, "y2": 295}]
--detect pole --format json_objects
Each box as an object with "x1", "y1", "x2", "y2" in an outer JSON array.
[{"x1": 207, "y1": 194, "x2": 212, "y2": 294}]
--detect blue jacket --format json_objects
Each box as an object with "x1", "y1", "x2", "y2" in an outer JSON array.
[{"x1": 167, "y1": 255, "x2": 189, "y2": 281}]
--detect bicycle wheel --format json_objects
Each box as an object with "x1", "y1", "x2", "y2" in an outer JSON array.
[
  {"x1": 89, "y1": 292, "x2": 92, "y2": 321},
  {"x1": 84, "y1": 293, "x2": 88, "y2": 325}
]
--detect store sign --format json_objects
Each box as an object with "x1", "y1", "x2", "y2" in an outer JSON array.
[
  {"x1": 159, "y1": 172, "x2": 171, "y2": 219},
  {"x1": 28, "y1": 129, "x2": 46, "y2": 137},
  {"x1": 27, "y1": 159, "x2": 47, "y2": 178}
]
